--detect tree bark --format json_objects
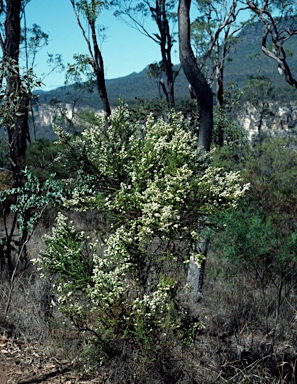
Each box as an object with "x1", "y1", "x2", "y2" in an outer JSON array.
[
  {"x1": 0, "y1": 1, "x2": 30, "y2": 278},
  {"x1": 156, "y1": 0, "x2": 175, "y2": 108},
  {"x1": 178, "y1": 0, "x2": 213, "y2": 151},
  {"x1": 187, "y1": 230, "x2": 210, "y2": 303},
  {"x1": 216, "y1": 45, "x2": 225, "y2": 147},
  {"x1": 89, "y1": 18, "x2": 111, "y2": 117},
  {"x1": 179, "y1": 0, "x2": 213, "y2": 302},
  {"x1": 2, "y1": 0, "x2": 29, "y2": 182},
  {"x1": 70, "y1": 0, "x2": 111, "y2": 119}
]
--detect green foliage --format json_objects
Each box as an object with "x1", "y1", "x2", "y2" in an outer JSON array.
[
  {"x1": 241, "y1": 74, "x2": 274, "y2": 105},
  {"x1": 0, "y1": 167, "x2": 67, "y2": 279},
  {"x1": 76, "y1": 0, "x2": 106, "y2": 20},
  {"x1": 0, "y1": 168, "x2": 66, "y2": 233},
  {"x1": 212, "y1": 138, "x2": 297, "y2": 286},
  {"x1": 27, "y1": 105, "x2": 248, "y2": 358},
  {"x1": 22, "y1": 23, "x2": 49, "y2": 67},
  {"x1": 215, "y1": 208, "x2": 276, "y2": 277},
  {"x1": 65, "y1": 53, "x2": 95, "y2": 88},
  {"x1": 26, "y1": 139, "x2": 74, "y2": 180},
  {"x1": 191, "y1": 16, "x2": 215, "y2": 57},
  {"x1": 0, "y1": 59, "x2": 42, "y2": 132},
  {"x1": 212, "y1": 106, "x2": 247, "y2": 147},
  {"x1": 39, "y1": 213, "x2": 94, "y2": 288}
]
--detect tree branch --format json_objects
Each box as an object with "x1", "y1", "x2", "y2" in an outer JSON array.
[
  {"x1": 247, "y1": 0, "x2": 297, "y2": 88},
  {"x1": 70, "y1": 0, "x2": 95, "y2": 61}
]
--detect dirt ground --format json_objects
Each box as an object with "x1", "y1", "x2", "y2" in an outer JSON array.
[
  {"x1": 0, "y1": 335, "x2": 106, "y2": 384},
  {"x1": 0, "y1": 364, "x2": 8, "y2": 384}
]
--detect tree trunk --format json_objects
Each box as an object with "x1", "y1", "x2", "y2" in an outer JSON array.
[
  {"x1": 156, "y1": 0, "x2": 175, "y2": 108},
  {"x1": 0, "y1": 0, "x2": 30, "y2": 278},
  {"x1": 178, "y1": 0, "x2": 213, "y2": 302},
  {"x1": 7, "y1": 105, "x2": 29, "y2": 183},
  {"x1": 3, "y1": 0, "x2": 29, "y2": 181},
  {"x1": 216, "y1": 59, "x2": 224, "y2": 147},
  {"x1": 187, "y1": 230, "x2": 210, "y2": 303},
  {"x1": 178, "y1": 0, "x2": 213, "y2": 151},
  {"x1": 4, "y1": 0, "x2": 21, "y2": 60},
  {"x1": 89, "y1": 19, "x2": 111, "y2": 117},
  {"x1": 70, "y1": 0, "x2": 111, "y2": 119}
]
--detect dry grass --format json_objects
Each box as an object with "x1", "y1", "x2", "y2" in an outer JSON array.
[{"x1": 194, "y1": 251, "x2": 297, "y2": 383}]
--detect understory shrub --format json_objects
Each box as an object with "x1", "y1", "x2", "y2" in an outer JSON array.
[
  {"x1": 2, "y1": 104, "x2": 249, "y2": 374},
  {"x1": 211, "y1": 137, "x2": 297, "y2": 341}
]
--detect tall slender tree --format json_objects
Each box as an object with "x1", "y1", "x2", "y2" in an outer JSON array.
[
  {"x1": 178, "y1": 0, "x2": 213, "y2": 151},
  {"x1": 69, "y1": 0, "x2": 111, "y2": 118},
  {"x1": 112, "y1": 0, "x2": 178, "y2": 108},
  {"x1": 192, "y1": 0, "x2": 252, "y2": 146},
  {"x1": 0, "y1": 0, "x2": 33, "y2": 278},
  {"x1": 0, "y1": 0, "x2": 29, "y2": 183},
  {"x1": 178, "y1": 0, "x2": 216, "y2": 302}
]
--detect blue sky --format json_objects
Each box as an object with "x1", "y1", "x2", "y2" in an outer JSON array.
[{"x1": 25, "y1": 0, "x2": 180, "y2": 90}]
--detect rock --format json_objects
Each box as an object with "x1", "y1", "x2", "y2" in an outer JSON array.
[{"x1": 236, "y1": 102, "x2": 297, "y2": 141}]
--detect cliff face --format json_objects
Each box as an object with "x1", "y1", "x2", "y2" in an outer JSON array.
[
  {"x1": 29, "y1": 103, "x2": 80, "y2": 141},
  {"x1": 30, "y1": 100, "x2": 297, "y2": 143},
  {"x1": 236, "y1": 102, "x2": 297, "y2": 141}
]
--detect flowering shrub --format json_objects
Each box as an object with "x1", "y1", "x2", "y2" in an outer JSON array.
[{"x1": 37, "y1": 104, "x2": 248, "y2": 354}]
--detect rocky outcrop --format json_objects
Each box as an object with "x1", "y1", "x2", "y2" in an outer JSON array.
[
  {"x1": 30, "y1": 101, "x2": 297, "y2": 143},
  {"x1": 29, "y1": 103, "x2": 80, "y2": 141},
  {"x1": 237, "y1": 102, "x2": 297, "y2": 141}
]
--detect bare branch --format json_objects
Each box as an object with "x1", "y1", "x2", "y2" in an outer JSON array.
[
  {"x1": 247, "y1": 0, "x2": 297, "y2": 88},
  {"x1": 112, "y1": 0, "x2": 177, "y2": 107},
  {"x1": 0, "y1": 32, "x2": 4, "y2": 53},
  {"x1": 70, "y1": 0, "x2": 95, "y2": 61},
  {"x1": 69, "y1": 0, "x2": 111, "y2": 116},
  {"x1": 116, "y1": 11, "x2": 160, "y2": 44}
]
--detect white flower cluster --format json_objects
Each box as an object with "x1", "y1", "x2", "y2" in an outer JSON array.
[
  {"x1": 189, "y1": 250, "x2": 205, "y2": 269},
  {"x1": 79, "y1": 104, "x2": 139, "y2": 181},
  {"x1": 104, "y1": 112, "x2": 198, "y2": 238},
  {"x1": 131, "y1": 281, "x2": 175, "y2": 331},
  {"x1": 197, "y1": 166, "x2": 250, "y2": 211},
  {"x1": 61, "y1": 187, "x2": 97, "y2": 211},
  {"x1": 53, "y1": 124, "x2": 72, "y2": 143},
  {"x1": 41, "y1": 212, "x2": 84, "y2": 269},
  {"x1": 89, "y1": 226, "x2": 132, "y2": 308},
  {"x1": 40, "y1": 105, "x2": 250, "y2": 343}
]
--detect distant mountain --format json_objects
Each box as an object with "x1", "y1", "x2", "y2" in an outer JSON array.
[
  {"x1": 36, "y1": 21, "x2": 296, "y2": 108},
  {"x1": 36, "y1": 67, "x2": 191, "y2": 111},
  {"x1": 32, "y1": 20, "x2": 296, "y2": 140},
  {"x1": 224, "y1": 21, "x2": 296, "y2": 97}
]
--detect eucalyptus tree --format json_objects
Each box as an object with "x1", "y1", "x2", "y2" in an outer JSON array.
[
  {"x1": 69, "y1": 0, "x2": 111, "y2": 118},
  {"x1": 247, "y1": 0, "x2": 297, "y2": 88},
  {"x1": 111, "y1": 0, "x2": 178, "y2": 108},
  {"x1": 0, "y1": 0, "x2": 45, "y2": 279},
  {"x1": 192, "y1": 0, "x2": 253, "y2": 146},
  {"x1": 0, "y1": 0, "x2": 30, "y2": 180},
  {"x1": 178, "y1": 0, "x2": 213, "y2": 302},
  {"x1": 192, "y1": 0, "x2": 251, "y2": 105},
  {"x1": 179, "y1": 0, "x2": 213, "y2": 152}
]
